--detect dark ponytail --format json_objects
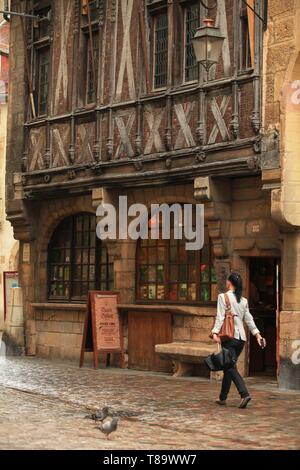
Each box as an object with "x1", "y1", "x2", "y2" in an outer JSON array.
[{"x1": 228, "y1": 272, "x2": 243, "y2": 303}]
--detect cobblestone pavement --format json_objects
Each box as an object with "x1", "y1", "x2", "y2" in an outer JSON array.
[{"x1": 0, "y1": 357, "x2": 299, "y2": 450}]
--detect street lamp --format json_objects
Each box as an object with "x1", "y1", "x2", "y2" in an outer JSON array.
[
  {"x1": 192, "y1": 0, "x2": 268, "y2": 72},
  {"x1": 192, "y1": 1, "x2": 225, "y2": 72}
]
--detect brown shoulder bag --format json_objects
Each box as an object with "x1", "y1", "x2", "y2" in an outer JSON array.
[{"x1": 218, "y1": 293, "x2": 235, "y2": 342}]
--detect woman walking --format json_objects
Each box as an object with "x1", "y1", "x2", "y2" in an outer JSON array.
[{"x1": 211, "y1": 273, "x2": 266, "y2": 409}]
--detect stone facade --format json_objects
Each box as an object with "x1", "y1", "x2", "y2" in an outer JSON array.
[
  {"x1": 5, "y1": 0, "x2": 299, "y2": 388},
  {"x1": 263, "y1": 0, "x2": 300, "y2": 390},
  {"x1": 0, "y1": 6, "x2": 19, "y2": 331},
  {"x1": 11, "y1": 180, "x2": 279, "y2": 380}
]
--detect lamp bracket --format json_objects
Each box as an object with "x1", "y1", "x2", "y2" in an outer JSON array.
[
  {"x1": 199, "y1": 0, "x2": 218, "y2": 11},
  {"x1": 0, "y1": 10, "x2": 49, "y2": 21},
  {"x1": 200, "y1": 0, "x2": 267, "y2": 27},
  {"x1": 241, "y1": 0, "x2": 265, "y2": 24}
]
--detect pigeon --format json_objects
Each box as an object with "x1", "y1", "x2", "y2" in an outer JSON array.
[
  {"x1": 97, "y1": 416, "x2": 119, "y2": 439},
  {"x1": 85, "y1": 406, "x2": 110, "y2": 422}
]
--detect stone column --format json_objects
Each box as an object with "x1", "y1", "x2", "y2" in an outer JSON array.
[
  {"x1": 279, "y1": 231, "x2": 300, "y2": 390},
  {"x1": 4, "y1": 172, "x2": 37, "y2": 356}
]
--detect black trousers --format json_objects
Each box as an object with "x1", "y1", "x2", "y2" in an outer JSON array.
[{"x1": 220, "y1": 338, "x2": 249, "y2": 401}]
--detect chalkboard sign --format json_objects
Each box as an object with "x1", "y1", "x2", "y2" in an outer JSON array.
[{"x1": 80, "y1": 291, "x2": 124, "y2": 369}]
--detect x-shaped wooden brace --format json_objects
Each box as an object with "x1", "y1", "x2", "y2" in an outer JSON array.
[
  {"x1": 53, "y1": 0, "x2": 72, "y2": 114},
  {"x1": 174, "y1": 101, "x2": 196, "y2": 149},
  {"x1": 114, "y1": 111, "x2": 135, "y2": 159},
  {"x1": 78, "y1": 124, "x2": 95, "y2": 163},
  {"x1": 52, "y1": 128, "x2": 69, "y2": 167},
  {"x1": 29, "y1": 130, "x2": 45, "y2": 171},
  {"x1": 144, "y1": 105, "x2": 165, "y2": 155},
  {"x1": 208, "y1": 95, "x2": 231, "y2": 144},
  {"x1": 115, "y1": 0, "x2": 135, "y2": 101}
]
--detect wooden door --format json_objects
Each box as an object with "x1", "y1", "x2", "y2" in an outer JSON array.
[{"x1": 128, "y1": 311, "x2": 172, "y2": 372}]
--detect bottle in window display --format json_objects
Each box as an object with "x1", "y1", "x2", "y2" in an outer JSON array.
[
  {"x1": 58, "y1": 283, "x2": 64, "y2": 297},
  {"x1": 148, "y1": 285, "x2": 156, "y2": 300},
  {"x1": 179, "y1": 283, "x2": 188, "y2": 301},
  {"x1": 140, "y1": 285, "x2": 148, "y2": 299},
  {"x1": 157, "y1": 285, "x2": 165, "y2": 300},
  {"x1": 157, "y1": 265, "x2": 164, "y2": 283},
  {"x1": 200, "y1": 284, "x2": 210, "y2": 302},
  {"x1": 188, "y1": 284, "x2": 197, "y2": 301},
  {"x1": 64, "y1": 268, "x2": 70, "y2": 281},
  {"x1": 200, "y1": 264, "x2": 210, "y2": 283}
]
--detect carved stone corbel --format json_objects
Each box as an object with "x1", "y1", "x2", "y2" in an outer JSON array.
[
  {"x1": 92, "y1": 188, "x2": 122, "y2": 260},
  {"x1": 194, "y1": 176, "x2": 231, "y2": 258},
  {"x1": 6, "y1": 195, "x2": 36, "y2": 243},
  {"x1": 271, "y1": 189, "x2": 296, "y2": 233},
  {"x1": 105, "y1": 239, "x2": 122, "y2": 261}
]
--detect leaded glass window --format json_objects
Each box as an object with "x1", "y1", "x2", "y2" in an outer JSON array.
[
  {"x1": 82, "y1": 0, "x2": 99, "y2": 22},
  {"x1": 32, "y1": 4, "x2": 51, "y2": 117},
  {"x1": 154, "y1": 12, "x2": 168, "y2": 89},
  {"x1": 86, "y1": 31, "x2": 99, "y2": 104},
  {"x1": 240, "y1": 2, "x2": 252, "y2": 70},
  {"x1": 184, "y1": 3, "x2": 200, "y2": 82},
  {"x1": 48, "y1": 213, "x2": 114, "y2": 302},
  {"x1": 33, "y1": 7, "x2": 51, "y2": 41},
  {"x1": 87, "y1": 0, "x2": 99, "y2": 22},
  {"x1": 137, "y1": 212, "x2": 216, "y2": 303},
  {"x1": 37, "y1": 47, "x2": 50, "y2": 116}
]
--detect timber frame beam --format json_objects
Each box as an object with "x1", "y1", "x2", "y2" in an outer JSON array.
[{"x1": 21, "y1": 153, "x2": 260, "y2": 200}]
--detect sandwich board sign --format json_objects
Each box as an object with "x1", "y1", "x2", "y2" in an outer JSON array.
[{"x1": 80, "y1": 291, "x2": 123, "y2": 369}]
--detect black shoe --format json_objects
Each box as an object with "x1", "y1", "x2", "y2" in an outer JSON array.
[
  {"x1": 216, "y1": 400, "x2": 227, "y2": 406},
  {"x1": 239, "y1": 396, "x2": 251, "y2": 409}
]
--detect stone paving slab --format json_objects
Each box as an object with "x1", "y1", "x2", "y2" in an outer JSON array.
[{"x1": 0, "y1": 358, "x2": 299, "y2": 450}]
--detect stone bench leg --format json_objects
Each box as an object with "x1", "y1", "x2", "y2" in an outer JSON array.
[{"x1": 173, "y1": 360, "x2": 194, "y2": 377}]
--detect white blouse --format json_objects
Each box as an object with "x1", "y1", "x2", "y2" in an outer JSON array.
[{"x1": 211, "y1": 291, "x2": 260, "y2": 342}]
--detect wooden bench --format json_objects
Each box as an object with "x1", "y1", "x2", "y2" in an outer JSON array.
[{"x1": 155, "y1": 342, "x2": 218, "y2": 378}]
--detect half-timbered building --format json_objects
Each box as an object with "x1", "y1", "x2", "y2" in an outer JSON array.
[{"x1": 6, "y1": 0, "x2": 289, "y2": 383}]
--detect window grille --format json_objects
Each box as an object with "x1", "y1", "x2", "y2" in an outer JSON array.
[{"x1": 154, "y1": 12, "x2": 168, "y2": 89}]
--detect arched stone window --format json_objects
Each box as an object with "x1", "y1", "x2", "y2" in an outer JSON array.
[
  {"x1": 48, "y1": 213, "x2": 114, "y2": 301},
  {"x1": 136, "y1": 212, "x2": 216, "y2": 303}
]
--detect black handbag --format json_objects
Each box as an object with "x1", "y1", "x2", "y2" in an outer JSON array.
[{"x1": 204, "y1": 346, "x2": 234, "y2": 372}]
